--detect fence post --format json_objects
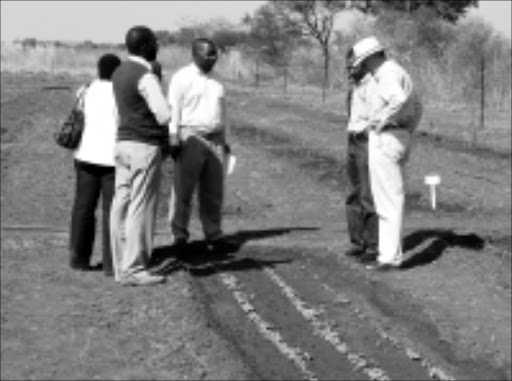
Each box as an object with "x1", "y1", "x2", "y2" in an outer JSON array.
[
  {"x1": 480, "y1": 53, "x2": 485, "y2": 131},
  {"x1": 283, "y1": 64, "x2": 288, "y2": 95},
  {"x1": 472, "y1": 53, "x2": 486, "y2": 148},
  {"x1": 255, "y1": 56, "x2": 260, "y2": 88}
]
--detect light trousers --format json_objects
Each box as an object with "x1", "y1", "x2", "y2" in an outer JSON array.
[
  {"x1": 368, "y1": 130, "x2": 412, "y2": 265},
  {"x1": 168, "y1": 134, "x2": 224, "y2": 242},
  {"x1": 110, "y1": 141, "x2": 162, "y2": 280}
]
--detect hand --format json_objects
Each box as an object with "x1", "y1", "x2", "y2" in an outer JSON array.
[
  {"x1": 169, "y1": 132, "x2": 180, "y2": 147},
  {"x1": 169, "y1": 146, "x2": 181, "y2": 160},
  {"x1": 367, "y1": 121, "x2": 379, "y2": 132},
  {"x1": 165, "y1": 133, "x2": 181, "y2": 160}
]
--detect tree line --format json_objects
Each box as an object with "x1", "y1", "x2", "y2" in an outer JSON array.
[{"x1": 155, "y1": 0, "x2": 478, "y2": 101}]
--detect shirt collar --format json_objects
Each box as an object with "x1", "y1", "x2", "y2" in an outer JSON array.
[
  {"x1": 372, "y1": 59, "x2": 391, "y2": 79},
  {"x1": 190, "y1": 62, "x2": 215, "y2": 78},
  {"x1": 128, "y1": 55, "x2": 152, "y2": 71}
]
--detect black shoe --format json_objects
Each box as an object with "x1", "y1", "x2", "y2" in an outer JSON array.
[
  {"x1": 171, "y1": 238, "x2": 188, "y2": 259},
  {"x1": 70, "y1": 263, "x2": 102, "y2": 272},
  {"x1": 173, "y1": 238, "x2": 188, "y2": 247},
  {"x1": 206, "y1": 237, "x2": 240, "y2": 254},
  {"x1": 345, "y1": 246, "x2": 365, "y2": 257},
  {"x1": 358, "y1": 251, "x2": 378, "y2": 264}
]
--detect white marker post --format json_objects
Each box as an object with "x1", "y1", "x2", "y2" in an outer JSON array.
[
  {"x1": 424, "y1": 174, "x2": 441, "y2": 210},
  {"x1": 226, "y1": 154, "x2": 237, "y2": 175}
]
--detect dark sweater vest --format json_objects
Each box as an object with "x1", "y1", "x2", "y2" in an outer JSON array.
[{"x1": 112, "y1": 60, "x2": 166, "y2": 146}]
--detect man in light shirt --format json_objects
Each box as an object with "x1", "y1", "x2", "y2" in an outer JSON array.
[
  {"x1": 110, "y1": 26, "x2": 173, "y2": 286},
  {"x1": 167, "y1": 38, "x2": 235, "y2": 254},
  {"x1": 349, "y1": 36, "x2": 422, "y2": 270},
  {"x1": 343, "y1": 49, "x2": 379, "y2": 264}
]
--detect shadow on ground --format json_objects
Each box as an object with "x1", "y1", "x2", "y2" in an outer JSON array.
[
  {"x1": 401, "y1": 229, "x2": 485, "y2": 269},
  {"x1": 150, "y1": 227, "x2": 319, "y2": 277}
]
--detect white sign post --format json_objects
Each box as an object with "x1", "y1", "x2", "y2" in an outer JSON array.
[
  {"x1": 226, "y1": 154, "x2": 237, "y2": 176},
  {"x1": 424, "y1": 174, "x2": 441, "y2": 210}
]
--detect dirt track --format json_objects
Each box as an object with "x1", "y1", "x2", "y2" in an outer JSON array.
[{"x1": 1, "y1": 72, "x2": 511, "y2": 380}]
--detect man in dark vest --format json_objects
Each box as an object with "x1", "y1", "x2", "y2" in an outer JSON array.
[{"x1": 110, "y1": 25, "x2": 174, "y2": 286}]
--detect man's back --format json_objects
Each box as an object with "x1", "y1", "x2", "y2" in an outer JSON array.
[
  {"x1": 370, "y1": 59, "x2": 422, "y2": 131},
  {"x1": 112, "y1": 60, "x2": 164, "y2": 145}
]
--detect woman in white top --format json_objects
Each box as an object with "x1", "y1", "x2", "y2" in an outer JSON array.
[{"x1": 69, "y1": 53, "x2": 121, "y2": 276}]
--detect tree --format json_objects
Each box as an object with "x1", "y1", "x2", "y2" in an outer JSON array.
[
  {"x1": 245, "y1": 2, "x2": 302, "y2": 65},
  {"x1": 272, "y1": 0, "x2": 349, "y2": 101},
  {"x1": 154, "y1": 30, "x2": 176, "y2": 46},
  {"x1": 211, "y1": 28, "x2": 250, "y2": 52},
  {"x1": 352, "y1": 0, "x2": 478, "y2": 23},
  {"x1": 21, "y1": 38, "x2": 38, "y2": 49}
]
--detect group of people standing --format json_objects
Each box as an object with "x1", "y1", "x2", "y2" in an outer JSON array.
[
  {"x1": 67, "y1": 26, "x2": 421, "y2": 287},
  {"x1": 69, "y1": 25, "x2": 233, "y2": 286}
]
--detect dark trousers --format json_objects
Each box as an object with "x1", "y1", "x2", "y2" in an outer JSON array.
[
  {"x1": 345, "y1": 132, "x2": 378, "y2": 252},
  {"x1": 70, "y1": 159, "x2": 115, "y2": 274},
  {"x1": 170, "y1": 135, "x2": 224, "y2": 242}
]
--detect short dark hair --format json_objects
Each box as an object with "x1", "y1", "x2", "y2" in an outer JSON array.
[
  {"x1": 125, "y1": 25, "x2": 156, "y2": 56},
  {"x1": 97, "y1": 54, "x2": 121, "y2": 80}
]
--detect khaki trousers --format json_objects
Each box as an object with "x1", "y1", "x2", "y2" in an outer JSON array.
[
  {"x1": 368, "y1": 130, "x2": 412, "y2": 265},
  {"x1": 168, "y1": 134, "x2": 224, "y2": 242},
  {"x1": 110, "y1": 141, "x2": 162, "y2": 280}
]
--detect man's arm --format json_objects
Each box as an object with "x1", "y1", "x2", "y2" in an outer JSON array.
[
  {"x1": 167, "y1": 73, "x2": 182, "y2": 146},
  {"x1": 138, "y1": 72, "x2": 172, "y2": 125},
  {"x1": 368, "y1": 74, "x2": 408, "y2": 132},
  {"x1": 346, "y1": 85, "x2": 353, "y2": 120}
]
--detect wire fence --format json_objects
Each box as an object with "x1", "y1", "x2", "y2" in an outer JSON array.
[
  {"x1": 2, "y1": 41, "x2": 510, "y2": 151},
  {"x1": 221, "y1": 51, "x2": 511, "y2": 149}
]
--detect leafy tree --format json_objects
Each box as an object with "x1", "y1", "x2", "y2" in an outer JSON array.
[
  {"x1": 244, "y1": 2, "x2": 302, "y2": 65},
  {"x1": 272, "y1": 0, "x2": 350, "y2": 101},
  {"x1": 154, "y1": 30, "x2": 176, "y2": 46},
  {"x1": 352, "y1": 0, "x2": 478, "y2": 23},
  {"x1": 21, "y1": 38, "x2": 38, "y2": 49},
  {"x1": 211, "y1": 28, "x2": 250, "y2": 52}
]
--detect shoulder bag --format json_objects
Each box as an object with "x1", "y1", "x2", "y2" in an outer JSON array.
[{"x1": 54, "y1": 83, "x2": 89, "y2": 149}]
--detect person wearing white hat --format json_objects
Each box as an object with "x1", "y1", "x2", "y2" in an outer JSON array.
[
  {"x1": 349, "y1": 36, "x2": 423, "y2": 270},
  {"x1": 343, "y1": 48, "x2": 379, "y2": 263}
]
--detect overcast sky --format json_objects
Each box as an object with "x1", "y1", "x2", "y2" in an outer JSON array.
[{"x1": 1, "y1": 0, "x2": 510, "y2": 43}]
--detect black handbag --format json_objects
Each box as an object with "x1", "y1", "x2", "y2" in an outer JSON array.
[{"x1": 55, "y1": 84, "x2": 89, "y2": 149}]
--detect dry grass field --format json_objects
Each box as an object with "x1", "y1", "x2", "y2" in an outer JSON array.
[{"x1": 1, "y1": 40, "x2": 511, "y2": 380}]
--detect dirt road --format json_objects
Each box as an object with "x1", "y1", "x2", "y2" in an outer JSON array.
[{"x1": 1, "y1": 72, "x2": 511, "y2": 380}]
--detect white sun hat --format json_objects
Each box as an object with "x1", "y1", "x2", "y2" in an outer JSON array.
[{"x1": 352, "y1": 36, "x2": 385, "y2": 67}]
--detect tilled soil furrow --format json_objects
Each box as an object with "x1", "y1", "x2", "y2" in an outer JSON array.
[
  {"x1": 186, "y1": 246, "x2": 424, "y2": 380},
  {"x1": 298, "y1": 252, "x2": 510, "y2": 380},
  {"x1": 270, "y1": 254, "x2": 455, "y2": 381},
  {"x1": 193, "y1": 261, "x2": 365, "y2": 380},
  {"x1": 189, "y1": 263, "x2": 306, "y2": 380}
]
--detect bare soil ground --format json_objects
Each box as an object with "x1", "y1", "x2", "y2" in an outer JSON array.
[{"x1": 1, "y1": 72, "x2": 511, "y2": 380}]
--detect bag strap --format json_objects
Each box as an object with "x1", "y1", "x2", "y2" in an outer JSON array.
[{"x1": 75, "y1": 82, "x2": 91, "y2": 110}]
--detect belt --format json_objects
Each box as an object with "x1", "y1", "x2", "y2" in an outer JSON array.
[
  {"x1": 348, "y1": 130, "x2": 368, "y2": 141},
  {"x1": 381, "y1": 123, "x2": 406, "y2": 132},
  {"x1": 179, "y1": 125, "x2": 224, "y2": 144},
  {"x1": 180, "y1": 125, "x2": 221, "y2": 136}
]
